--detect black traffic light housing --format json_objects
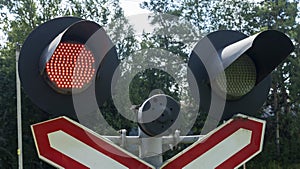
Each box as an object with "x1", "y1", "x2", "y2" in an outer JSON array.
[
  {"x1": 138, "y1": 94, "x2": 180, "y2": 137},
  {"x1": 188, "y1": 30, "x2": 294, "y2": 120},
  {"x1": 19, "y1": 17, "x2": 119, "y2": 118}
]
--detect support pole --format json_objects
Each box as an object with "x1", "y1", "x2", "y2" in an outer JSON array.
[
  {"x1": 16, "y1": 44, "x2": 23, "y2": 169},
  {"x1": 139, "y1": 129, "x2": 163, "y2": 168}
]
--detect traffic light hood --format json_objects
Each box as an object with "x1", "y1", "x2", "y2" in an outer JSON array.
[
  {"x1": 221, "y1": 30, "x2": 294, "y2": 84},
  {"x1": 18, "y1": 17, "x2": 119, "y2": 118},
  {"x1": 39, "y1": 20, "x2": 101, "y2": 73},
  {"x1": 188, "y1": 30, "x2": 294, "y2": 120}
]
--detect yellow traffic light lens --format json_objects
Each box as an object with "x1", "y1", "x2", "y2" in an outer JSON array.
[{"x1": 215, "y1": 54, "x2": 256, "y2": 100}]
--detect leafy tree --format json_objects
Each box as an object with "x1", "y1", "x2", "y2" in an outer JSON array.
[
  {"x1": 249, "y1": 0, "x2": 300, "y2": 168},
  {"x1": 141, "y1": 0, "x2": 300, "y2": 167},
  {"x1": 1, "y1": 0, "x2": 299, "y2": 168},
  {"x1": 0, "y1": 0, "x2": 137, "y2": 168}
]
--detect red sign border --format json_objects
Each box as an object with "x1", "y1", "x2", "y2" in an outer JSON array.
[
  {"x1": 161, "y1": 115, "x2": 266, "y2": 169},
  {"x1": 31, "y1": 116, "x2": 155, "y2": 169}
]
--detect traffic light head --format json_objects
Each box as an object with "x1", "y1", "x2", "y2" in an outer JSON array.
[
  {"x1": 188, "y1": 30, "x2": 294, "y2": 120},
  {"x1": 19, "y1": 17, "x2": 119, "y2": 117},
  {"x1": 38, "y1": 20, "x2": 100, "y2": 94},
  {"x1": 138, "y1": 94, "x2": 180, "y2": 137}
]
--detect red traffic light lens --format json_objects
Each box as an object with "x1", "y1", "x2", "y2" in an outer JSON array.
[{"x1": 45, "y1": 42, "x2": 95, "y2": 93}]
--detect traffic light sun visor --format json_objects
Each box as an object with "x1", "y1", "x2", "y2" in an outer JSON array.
[
  {"x1": 188, "y1": 30, "x2": 294, "y2": 120},
  {"x1": 18, "y1": 17, "x2": 119, "y2": 117}
]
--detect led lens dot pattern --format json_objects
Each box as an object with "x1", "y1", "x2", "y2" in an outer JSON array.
[
  {"x1": 215, "y1": 54, "x2": 257, "y2": 100},
  {"x1": 45, "y1": 42, "x2": 95, "y2": 90}
]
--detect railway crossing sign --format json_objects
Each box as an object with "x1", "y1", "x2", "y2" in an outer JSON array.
[
  {"x1": 32, "y1": 115, "x2": 265, "y2": 169},
  {"x1": 161, "y1": 115, "x2": 266, "y2": 169},
  {"x1": 31, "y1": 117, "x2": 155, "y2": 169}
]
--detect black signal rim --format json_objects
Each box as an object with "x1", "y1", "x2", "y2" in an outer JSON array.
[{"x1": 18, "y1": 17, "x2": 88, "y2": 117}]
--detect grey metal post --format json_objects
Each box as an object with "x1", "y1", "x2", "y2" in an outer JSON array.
[
  {"x1": 138, "y1": 129, "x2": 163, "y2": 168},
  {"x1": 16, "y1": 44, "x2": 23, "y2": 169}
]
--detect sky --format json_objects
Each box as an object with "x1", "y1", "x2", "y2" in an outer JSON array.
[
  {"x1": 119, "y1": 0, "x2": 149, "y2": 16},
  {"x1": 119, "y1": 0, "x2": 265, "y2": 16},
  {"x1": 1, "y1": 0, "x2": 298, "y2": 43},
  {"x1": 0, "y1": 0, "x2": 149, "y2": 43}
]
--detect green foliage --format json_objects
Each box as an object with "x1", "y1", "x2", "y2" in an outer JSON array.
[
  {"x1": 1, "y1": 0, "x2": 300, "y2": 168},
  {"x1": 0, "y1": 46, "x2": 17, "y2": 168},
  {"x1": 142, "y1": 0, "x2": 300, "y2": 167},
  {"x1": 129, "y1": 68, "x2": 179, "y2": 104},
  {"x1": 0, "y1": 0, "x2": 136, "y2": 168}
]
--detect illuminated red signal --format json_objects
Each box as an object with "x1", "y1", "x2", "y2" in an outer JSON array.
[
  {"x1": 45, "y1": 42, "x2": 95, "y2": 93},
  {"x1": 18, "y1": 17, "x2": 119, "y2": 117}
]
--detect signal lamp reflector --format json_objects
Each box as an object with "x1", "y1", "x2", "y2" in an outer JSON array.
[
  {"x1": 215, "y1": 54, "x2": 257, "y2": 100},
  {"x1": 45, "y1": 42, "x2": 95, "y2": 94}
]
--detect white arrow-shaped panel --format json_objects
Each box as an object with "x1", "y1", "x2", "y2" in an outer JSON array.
[
  {"x1": 48, "y1": 131, "x2": 128, "y2": 169},
  {"x1": 31, "y1": 116, "x2": 155, "y2": 169},
  {"x1": 161, "y1": 115, "x2": 265, "y2": 169},
  {"x1": 183, "y1": 129, "x2": 252, "y2": 169}
]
